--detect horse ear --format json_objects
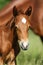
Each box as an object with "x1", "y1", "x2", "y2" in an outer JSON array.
[
  {"x1": 25, "y1": 6, "x2": 32, "y2": 16},
  {"x1": 13, "y1": 6, "x2": 18, "y2": 17}
]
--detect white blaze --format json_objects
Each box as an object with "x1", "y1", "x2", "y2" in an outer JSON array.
[{"x1": 22, "y1": 17, "x2": 26, "y2": 24}]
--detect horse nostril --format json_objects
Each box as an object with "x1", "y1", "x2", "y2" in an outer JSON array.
[
  {"x1": 26, "y1": 44, "x2": 28, "y2": 48},
  {"x1": 21, "y1": 43, "x2": 24, "y2": 47}
]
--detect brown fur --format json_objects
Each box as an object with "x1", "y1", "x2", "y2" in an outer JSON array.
[
  {"x1": 0, "y1": 17, "x2": 15, "y2": 65},
  {"x1": 0, "y1": 0, "x2": 43, "y2": 35},
  {"x1": 0, "y1": 0, "x2": 43, "y2": 65}
]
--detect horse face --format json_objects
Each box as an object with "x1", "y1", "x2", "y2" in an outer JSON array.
[
  {"x1": 13, "y1": 6, "x2": 32, "y2": 50},
  {"x1": 15, "y1": 14, "x2": 30, "y2": 50},
  {"x1": 14, "y1": 14, "x2": 30, "y2": 50}
]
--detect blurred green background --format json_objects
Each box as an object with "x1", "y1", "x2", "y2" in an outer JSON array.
[
  {"x1": 0, "y1": 0, "x2": 43, "y2": 65},
  {"x1": 16, "y1": 29, "x2": 43, "y2": 65},
  {"x1": 0, "y1": 0, "x2": 11, "y2": 10}
]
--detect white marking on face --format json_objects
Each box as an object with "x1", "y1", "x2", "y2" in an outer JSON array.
[{"x1": 22, "y1": 17, "x2": 26, "y2": 24}]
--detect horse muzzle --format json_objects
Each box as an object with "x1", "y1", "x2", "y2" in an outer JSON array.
[{"x1": 18, "y1": 39, "x2": 29, "y2": 50}]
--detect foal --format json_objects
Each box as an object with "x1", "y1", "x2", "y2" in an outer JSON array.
[
  {"x1": 0, "y1": 6, "x2": 31, "y2": 65},
  {"x1": 13, "y1": 6, "x2": 32, "y2": 50}
]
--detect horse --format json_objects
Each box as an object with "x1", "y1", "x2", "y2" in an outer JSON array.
[
  {"x1": 0, "y1": 0, "x2": 43, "y2": 36},
  {"x1": 0, "y1": 5, "x2": 31, "y2": 65},
  {"x1": 0, "y1": 0, "x2": 43, "y2": 65}
]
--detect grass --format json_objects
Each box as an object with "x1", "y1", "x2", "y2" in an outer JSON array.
[
  {"x1": 0, "y1": 0, "x2": 10, "y2": 10},
  {"x1": 0, "y1": 0, "x2": 43, "y2": 65},
  {"x1": 16, "y1": 29, "x2": 43, "y2": 65}
]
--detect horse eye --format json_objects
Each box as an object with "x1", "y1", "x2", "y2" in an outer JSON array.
[
  {"x1": 15, "y1": 26, "x2": 18, "y2": 30},
  {"x1": 15, "y1": 26, "x2": 19, "y2": 31},
  {"x1": 16, "y1": 27, "x2": 21, "y2": 33}
]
